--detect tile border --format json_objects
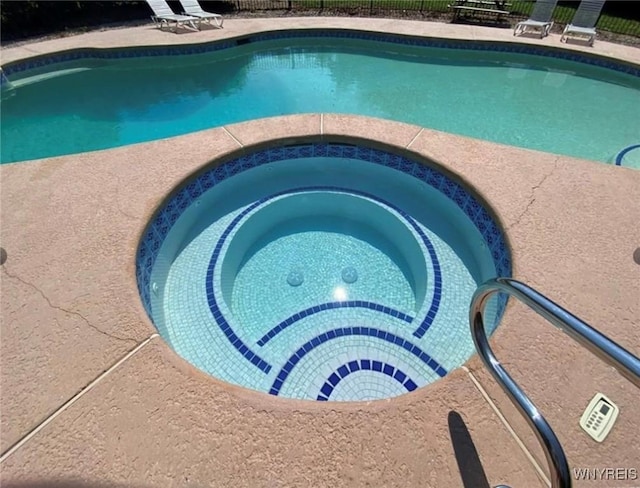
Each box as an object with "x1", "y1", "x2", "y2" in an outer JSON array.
[
  {"x1": 257, "y1": 301, "x2": 414, "y2": 347},
  {"x1": 2, "y1": 28, "x2": 638, "y2": 85},
  {"x1": 317, "y1": 359, "x2": 418, "y2": 401},
  {"x1": 269, "y1": 326, "x2": 447, "y2": 396}
]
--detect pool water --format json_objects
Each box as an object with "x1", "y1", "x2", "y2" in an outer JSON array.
[
  {"x1": 2, "y1": 36, "x2": 639, "y2": 164},
  {"x1": 231, "y1": 222, "x2": 416, "y2": 316},
  {"x1": 225, "y1": 192, "x2": 427, "y2": 332},
  {"x1": 141, "y1": 149, "x2": 509, "y2": 401},
  {"x1": 231, "y1": 217, "x2": 417, "y2": 328}
]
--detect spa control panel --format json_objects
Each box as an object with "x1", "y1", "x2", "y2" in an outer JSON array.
[{"x1": 579, "y1": 393, "x2": 619, "y2": 442}]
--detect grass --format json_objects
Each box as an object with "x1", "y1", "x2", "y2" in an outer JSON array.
[
  {"x1": 509, "y1": 1, "x2": 640, "y2": 36},
  {"x1": 279, "y1": 0, "x2": 640, "y2": 36}
]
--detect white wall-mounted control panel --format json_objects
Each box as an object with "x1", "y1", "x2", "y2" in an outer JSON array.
[{"x1": 579, "y1": 393, "x2": 619, "y2": 442}]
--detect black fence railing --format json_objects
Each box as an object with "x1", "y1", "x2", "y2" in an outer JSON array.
[
  {"x1": 211, "y1": 0, "x2": 640, "y2": 37},
  {"x1": 1, "y1": 1, "x2": 638, "y2": 43}
]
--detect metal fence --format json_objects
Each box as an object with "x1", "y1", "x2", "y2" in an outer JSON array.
[
  {"x1": 213, "y1": 0, "x2": 640, "y2": 37},
  {"x1": 1, "y1": 1, "x2": 637, "y2": 42}
]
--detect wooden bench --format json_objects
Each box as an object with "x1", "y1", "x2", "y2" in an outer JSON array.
[
  {"x1": 451, "y1": 0, "x2": 511, "y2": 7},
  {"x1": 456, "y1": 0, "x2": 509, "y2": 5},
  {"x1": 449, "y1": 1, "x2": 511, "y2": 22}
]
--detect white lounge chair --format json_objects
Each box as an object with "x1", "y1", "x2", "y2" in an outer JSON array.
[
  {"x1": 146, "y1": 0, "x2": 200, "y2": 32},
  {"x1": 560, "y1": 0, "x2": 606, "y2": 46},
  {"x1": 514, "y1": 0, "x2": 558, "y2": 38},
  {"x1": 179, "y1": 0, "x2": 224, "y2": 28}
]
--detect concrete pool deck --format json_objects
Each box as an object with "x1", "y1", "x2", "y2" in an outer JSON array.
[{"x1": 1, "y1": 18, "x2": 639, "y2": 488}]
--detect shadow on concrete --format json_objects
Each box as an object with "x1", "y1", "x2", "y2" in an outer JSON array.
[
  {"x1": 448, "y1": 410, "x2": 491, "y2": 488},
  {"x1": 7, "y1": 413, "x2": 498, "y2": 488},
  {"x1": 561, "y1": 37, "x2": 595, "y2": 47}
]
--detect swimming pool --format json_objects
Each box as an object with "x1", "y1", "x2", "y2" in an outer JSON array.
[
  {"x1": 136, "y1": 142, "x2": 511, "y2": 401},
  {"x1": 2, "y1": 30, "x2": 639, "y2": 165}
]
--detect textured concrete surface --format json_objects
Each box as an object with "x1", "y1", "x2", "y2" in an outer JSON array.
[
  {"x1": 0, "y1": 340, "x2": 546, "y2": 488},
  {"x1": 1, "y1": 17, "x2": 639, "y2": 488},
  {"x1": 408, "y1": 128, "x2": 640, "y2": 486},
  {"x1": 223, "y1": 113, "x2": 321, "y2": 149},
  {"x1": 323, "y1": 115, "x2": 423, "y2": 149},
  {"x1": 0, "y1": 128, "x2": 242, "y2": 452}
]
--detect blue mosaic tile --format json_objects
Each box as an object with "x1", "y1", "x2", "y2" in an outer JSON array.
[
  {"x1": 452, "y1": 186, "x2": 467, "y2": 206},
  {"x1": 405, "y1": 379, "x2": 418, "y2": 391},
  {"x1": 370, "y1": 149, "x2": 386, "y2": 164},
  {"x1": 269, "y1": 326, "x2": 447, "y2": 395},
  {"x1": 385, "y1": 154, "x2": 402, "y2": 169},
  {"x1": 411, "y1": 163, "x2": 428, "y2": 179},
  {"x1": 326, "y1": 145, "x2": 342, "y2": 157},
  {"x1": 282, "y1": 146, "x2": 297, "y2": 159},
  {"x1": 202, "y1": 202, "x2": 274, "y2": 373},
  {"x1": 298, "y1": 145, "x2": 313, "y2": 158},
  {"x1": 5, "y1": 29, "x2": 636, "y2": 83},
  {"x1": 312, "y1": 143, "x2": 329, "y2": 157},
  {"x1": 410, "y1": 220, "x2": 443, "y2": 338},
  {"x1": 212, "y1": 165, "x2": 226, "y2": 181},
  {"x1": 316, "y1": 359, "x2": 418, "y2": 401},
  {"x1": 394, "y1": 369, "x2": 407, "y2": 383}
]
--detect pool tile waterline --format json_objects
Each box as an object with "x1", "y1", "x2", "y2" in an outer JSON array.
[{"x1": 4, "y1": 29, "x2": 639, "y2": 80}]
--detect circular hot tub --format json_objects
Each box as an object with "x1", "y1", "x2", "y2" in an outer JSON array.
[{"x1": 136, "y1": 142, "x2": 511, "y2": 401}]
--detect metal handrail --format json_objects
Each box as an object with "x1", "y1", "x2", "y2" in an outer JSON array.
[
  {"x1": 0, "y1": 68, "x2": 14, "y2": 91},
  {"x1": 470, "y1": 278, "x2": 640, "y2": 488}
]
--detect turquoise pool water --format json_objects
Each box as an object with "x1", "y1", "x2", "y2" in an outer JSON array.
[
  {"x1": 226, "y1": 193, "x2": 425, "y2": 331},
  {"x1": 144, "y1": 153, "x2": 505, "y2": 401},
  {"x1": 2, "y1": 36, "x2": 639, "y2": 164}
]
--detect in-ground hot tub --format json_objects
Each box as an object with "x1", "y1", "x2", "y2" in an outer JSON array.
[{"x1": 136, "y1": 142, "x2": 511, "y2": 402}]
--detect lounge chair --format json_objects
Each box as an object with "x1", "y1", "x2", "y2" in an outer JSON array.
[
  {"x1": 514, "y1": 0, "x2": 558, "y2": 38},
  {"x1": 146, "y1": 0, "x2": 200, "y2": 32},
  {"x1": 560, "y1": 0, "x2": 606, "y2": 46},
  {"x1": 179, "y1": 0, "x2": 224, "y2": 28}
]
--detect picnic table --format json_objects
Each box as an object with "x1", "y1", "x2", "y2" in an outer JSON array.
[{"x1": 449, "y1": 0, "x2": 512, "y2": 22}]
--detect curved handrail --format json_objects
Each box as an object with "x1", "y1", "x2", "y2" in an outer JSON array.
[
  {"x1": 615, "y1": 144, "x2": 640, "y2": 166},
  {"x1": 470, "y1": 278, "x2": 640, "y2": 488}
]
